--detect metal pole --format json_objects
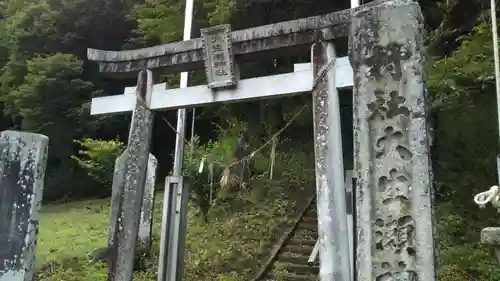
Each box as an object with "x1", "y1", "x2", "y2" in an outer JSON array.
[
  {"x1": 173, "y1": 110, "x2": 186, "y2": 176},
  {"x1": 173, "y1": 0, "x2": 194, "y2": 176},
  {"x1": 492, "y1": 0, "x2": 500, "y2": 139},
  {"x1": 157, "y1": 177, "x2": 174, "y2": 281},
  {"x1": 190, "y1": 108, "x2": 196, "y2": 153},
  {"x1": 158, "y1": 1, "x2": 194, "y2": 281},
  {"x1": 491, "y1": 0, "x2": 500, "y2": 185},
  {"x1": 166, "y1": 177, "x2": 189, "y2": 281},
  {"x1": 157, "y1": 176, "x2": 190, "y2": 281}
]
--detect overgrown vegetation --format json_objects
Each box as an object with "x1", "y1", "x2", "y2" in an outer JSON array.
[
  {"x1": 72, "y1": 138, "x2": 125, "y2": 189},
  {"x1": 428, "y1": 21, "x2": 500, "y2": 281},
  {"x1": 1, "y1": 0, "x2": 500, "y2": 279},
  {"x1": 35, "y1": 194, "x2": 296, "y2": 281},
  {"x1": 36, "y1": 126, "x2": 316, "y2": 280}
]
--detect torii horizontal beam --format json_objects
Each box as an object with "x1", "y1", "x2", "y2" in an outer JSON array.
[
  {"x1": 87, "y1": 0, "x2": 383, "y2": 77},
  {"x1": 90, "y1": 57, "x2": 353, "y2": 115}
]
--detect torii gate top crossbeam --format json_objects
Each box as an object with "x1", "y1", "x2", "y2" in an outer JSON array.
[
  {"x1": 87, "y1": 0, "x2": 384, "y2": 77},
  {"x1": 90, "y1": 58, "x2": 353, "y2": 115}
]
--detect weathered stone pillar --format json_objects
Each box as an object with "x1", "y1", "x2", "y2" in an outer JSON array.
[
  {"x1": 108, "y1": 69, "x2": 155, "y2": 281},
  {"x1": 0, "y1": 131, "x2": 49, "y2": 281},
  {"x1": 109, "y1": 152, "x2": 158, "y2": 251},
  {"x1": 350, "y1": 0, "x2": 437, "y2": 280}
]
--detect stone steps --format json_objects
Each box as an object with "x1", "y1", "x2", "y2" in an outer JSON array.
[
  {"x1": 262, "y1": 205, "x2": 319, "y2": 281},
  {"x1": 287, "y1": 238, "x2": 317, "y2": 247},
  {"x1": 275, "y1": 262, "x2": 319, "y2": 275},
  {"x1": 283, "y1": 245, "x2": 314, "y2": 256},
  {"x1": 278, "y1": 253, "x2": 309, "y2": 265},
  {"x1": 264, "y1": 270, "x2": 318, "y2": 281}
]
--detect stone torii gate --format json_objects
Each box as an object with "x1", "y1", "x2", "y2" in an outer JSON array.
[{"x1": 86, "y1": 0, "x2": 438, "y2": 280}]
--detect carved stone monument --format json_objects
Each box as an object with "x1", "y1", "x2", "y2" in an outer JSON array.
[
  {"x1": 0, "y1": 131, "x2": 49, "y2": 281},
  {"x1": 350, "y1": 0, "x2": 437, "y2": 280},
  {"x1": 201, "y1": 24, "x2": 237, "y2": 89}
]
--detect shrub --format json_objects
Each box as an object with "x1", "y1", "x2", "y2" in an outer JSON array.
[
  {"x1": 71, "y1": 138, "x2": 125, "y2": 190},
  {"x1": 183, "y1": 117, "x2": 316, "y2": 221},
  {"x1": 183, "y1": 121, "x2": 242, "y2": 221}
]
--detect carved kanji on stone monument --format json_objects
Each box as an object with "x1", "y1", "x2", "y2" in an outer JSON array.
[
  {"x1": 201, "y1": 24, "x2": 237, "y2": 89},
  {"x1": 350, "y1": 1, "x2": 437, "y2": 281}
]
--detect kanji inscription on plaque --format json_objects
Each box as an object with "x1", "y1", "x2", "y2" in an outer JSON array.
[{"x1": 201, "y1": 24, "x2": 237, "y2": 89}]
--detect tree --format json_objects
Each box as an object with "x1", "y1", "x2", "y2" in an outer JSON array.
[
  {"x1": 0, "y1": 0, "x2": 141, "y2": 199},
  {"x1": 9, "y1": 53, "x2": 99, "y2": 198}
]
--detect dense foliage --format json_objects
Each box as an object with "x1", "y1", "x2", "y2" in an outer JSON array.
[{"x1": 1, "y1": 0, "x2": 500, "y2": 279}]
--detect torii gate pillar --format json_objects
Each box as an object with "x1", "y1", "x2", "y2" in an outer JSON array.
[{"x1": 311, "y1": 40, "x2": 352, "y2": 281}]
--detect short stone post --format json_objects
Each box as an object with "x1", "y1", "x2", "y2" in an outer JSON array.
[
  {"x1": 0, "y1": 131, "x2": 49, "y2": 281},
  {"x1": 481, "y1": 227, "x2": 500, "y2": 265},
  {"x1": 109, "y1": 152, "x2": 158, "y2": 251},
  {"x1": 350, "y1": 0, "x2": 437, "y2": 280},
  {"x1": 108, "y1": 69, "x2": 155, "y2": 281}
]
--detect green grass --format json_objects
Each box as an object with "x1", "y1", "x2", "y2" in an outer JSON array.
[
  {"x1": 37, "y1": 199, "x2": 110, "y2": 264},
  {"x1": 34, "y1": 184, "x2": 310, "y2": 281}
]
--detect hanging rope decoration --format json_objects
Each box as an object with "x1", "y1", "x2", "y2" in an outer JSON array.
[
  {"x1": 190, "y1": 108, "x2": 196, "y2": 154},
  {"x1": 198, "y1": 155, "x2": 205, "y2": 173},
  {"x1": 310, "y1": 43, "x2": 337, "y2": 91},
  {"x1": 219, "y1": 135, "x2": 251, "y2": 190},
  {"x1": 208, "y1": 162, "x2": 214, "y2": 205},
  {"x1": 269, "y1": 136, "x2": 277, "y2": 179},
  {"x1": 219, "y1": 163, "x2": 232, "y2": 189},
  {"x1": 239, "y1": 156, "x2": 247, "y2": 189},
  {"x1": 166, "y1": 104, "x2": 308, "y2": 191},
  {"x1": 474, "y1": 185, "x2": 500, "y2": 210},
  {"x1": 197, "y1": 156, "x2": 215, "y2": 206}
]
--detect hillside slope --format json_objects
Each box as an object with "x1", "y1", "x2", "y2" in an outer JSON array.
[{"x1": 34, "y1": 183, "x2": 315, "y2": 281}]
